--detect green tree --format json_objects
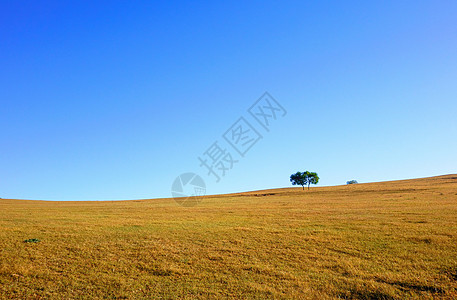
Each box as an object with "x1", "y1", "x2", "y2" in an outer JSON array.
[
  {"x1": 290, "y1": 172, "x2": 306, "y2": 190},
  {"x1": 304, "y1": 171, "x2": 319, "y2": 190},
  {"x1": 290, "y1": 171, "x2": 320, "y2": 190}
]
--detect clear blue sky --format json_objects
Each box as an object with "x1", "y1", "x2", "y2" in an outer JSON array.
[{"x1": 1, "y1": 1, "x2": 456, "y2": 200}]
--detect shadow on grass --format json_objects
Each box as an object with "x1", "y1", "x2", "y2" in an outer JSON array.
[
  {"x1": 375, "y1": 277, "x2": 446, "y2": 294},
  {"x1": 338, "y1": 288, "x2": 395, "y2": 300}
]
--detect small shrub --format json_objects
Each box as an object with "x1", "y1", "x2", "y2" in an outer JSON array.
[
  {"x1": 24, "y1": 238, "x2": 40, "y2": 243},
  {"x1": 347, "y1": 180, "x2": 358, "y2": 185}
]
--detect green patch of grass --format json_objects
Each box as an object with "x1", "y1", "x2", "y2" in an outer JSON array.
[{"x1": 23, "y1": 238, "x2": 40, "y2": 243}]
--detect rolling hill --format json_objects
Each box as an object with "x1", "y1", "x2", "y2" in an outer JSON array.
[{"x1": 1, "y1": 175, "x2": 457, "y2": 298}]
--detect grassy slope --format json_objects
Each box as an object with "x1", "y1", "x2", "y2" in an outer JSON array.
[{"x1": 1, "y1": 175, "x2": 457, "y2": 299}]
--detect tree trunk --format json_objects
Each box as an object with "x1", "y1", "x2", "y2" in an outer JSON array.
[
  {"x1": 308, "y1": 183, "x2": 310, "y2": 190},
  {"x1": 302, "y1": 186, "x2": 304, "y2": 190}
]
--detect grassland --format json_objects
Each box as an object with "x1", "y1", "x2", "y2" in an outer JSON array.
[{"x1": 1, "y1": 175, "x2": 457, "y2": 299}]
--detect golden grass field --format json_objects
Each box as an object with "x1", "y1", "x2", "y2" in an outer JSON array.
[{"x1": 1, "y1": 175, "x2": 457, "y2": 299}]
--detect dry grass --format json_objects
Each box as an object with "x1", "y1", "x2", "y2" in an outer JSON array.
[{"x1": 1, "y1": 175, "x2": 457, "y2": 299}]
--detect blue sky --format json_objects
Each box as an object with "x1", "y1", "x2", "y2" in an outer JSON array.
[{"x1": 1, "y1": 1, "x2": 456, "y2": 201}]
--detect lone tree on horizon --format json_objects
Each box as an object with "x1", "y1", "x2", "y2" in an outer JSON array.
[{"x1": 290, "y1": 171, "x2": 320, "y2": 190}]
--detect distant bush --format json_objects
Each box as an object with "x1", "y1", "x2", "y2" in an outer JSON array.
[
  {"x1": 347, "y1": 180, "x2": 358, "y2": 185},
  {"x1": 24, "y1": 238, "x2": 40, "y2": 243}
]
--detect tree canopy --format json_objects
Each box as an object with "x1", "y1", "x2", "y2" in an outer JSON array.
[{"x1": 290, "y1": 171, "x2": 319, "y2": 190}]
